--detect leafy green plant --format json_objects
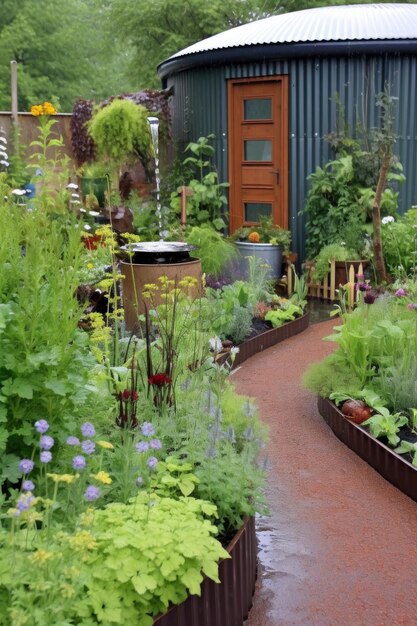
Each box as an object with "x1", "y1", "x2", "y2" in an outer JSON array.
[
  {"x1": 382, "y1": 210, "x2": 417, "y2": 279},
  {"x1": 203, "y1": 280, "x2": 254, "y2": 343},
  {"x1": 0, "y1": 205, "x2": 95, "y2": 484},
  {"x1": 186, "y1": 224, "x2": 238, "y2": 277},
  {"x1": 0, "y1": 495, "x2": 229, "y2": 626},
  {"x1": 232, "y1": 216, "x2": 291, "y2": 249},
  {"x1": 88, "y1": 99, "x2": 152, "y2": 186},
  {"x1": 394, "y1": 439, "x2": 417, "y2": 465},
  {"x1": 265, "y1": 302, "x2": 302, "y2": 328},
  {"x1": 169, "y1": 135, "x2": 228, "y2": 231},
  {"x1": 362, "y1": 408, "x2": 407, "y2": 446},
  {"x1": 312, "y1": 243, "x2": 360, "y2": 282}
]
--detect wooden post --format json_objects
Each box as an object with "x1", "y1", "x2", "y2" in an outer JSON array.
[
  {"x1": 10, "y1": 60, "x2": 18, "y2": 126},
  {"x1": 177, "y1": 186, "x2": 193, "y2": 233}
]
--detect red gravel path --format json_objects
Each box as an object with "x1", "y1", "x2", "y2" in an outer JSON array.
[{"x1": 233, "y1": 319, "x2": 417, "y2": 626}]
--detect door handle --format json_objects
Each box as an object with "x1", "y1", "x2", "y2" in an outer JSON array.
[{"x1": 269, "y1": 169, "x2": 280, "y2": 184}]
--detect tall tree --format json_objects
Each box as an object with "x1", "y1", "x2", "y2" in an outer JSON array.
[{"x1": 0, "y1": 0, "x2": 136, "y2": 111}]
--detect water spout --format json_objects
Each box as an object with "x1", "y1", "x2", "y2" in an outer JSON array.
[{"x1": 147, "y1": 116, "x2": 166, "y2": 241}]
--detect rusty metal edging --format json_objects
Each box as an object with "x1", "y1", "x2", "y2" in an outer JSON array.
[
  {"x1": 318, "y1": 397, "x2": 417, "y2": 503},
  {"x1": 231, "y1": 311, "x2": 310, "y2": 369},
  {"x1": 153, "y1": 516, "x2": 257, "y2": 626}
]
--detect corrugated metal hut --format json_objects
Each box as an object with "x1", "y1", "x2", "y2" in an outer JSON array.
[{"x1": 158, "y1": 3, "x2": 417, "y2": 261}]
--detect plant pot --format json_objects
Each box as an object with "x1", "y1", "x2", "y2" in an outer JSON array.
[
  {"x1": 235, "y1": 241, "x2": 283, "y2": 280},
  {"x1": 120, "y1": 258, "x2": 202, "y2": 330},
  {"x1": 81, "y1": 176, "x2": 109, "y2": 208},
  {"x1": 334, "y1": 260, "x2": 368, "y2": 287}
]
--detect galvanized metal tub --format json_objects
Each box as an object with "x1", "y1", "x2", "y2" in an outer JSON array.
[{"x1": 235, "y1": 241, "x2": 283, "y2": 280}]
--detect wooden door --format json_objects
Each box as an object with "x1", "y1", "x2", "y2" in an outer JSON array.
[{"x1": 228, "y1": 77, "x2": 288, "y2": 233}]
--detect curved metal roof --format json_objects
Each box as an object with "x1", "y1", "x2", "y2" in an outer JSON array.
[{"x1": 164, "y1": 4, "x2": 417, "y2": 61}]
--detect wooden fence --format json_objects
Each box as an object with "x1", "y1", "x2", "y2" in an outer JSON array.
[{"x1": 306, "y1": 259, "x2": 365, "y2": 307}]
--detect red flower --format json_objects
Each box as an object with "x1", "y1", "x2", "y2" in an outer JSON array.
[
  {"x1": 122, "y1": 389, "x2": 131, "y2": 400},
  {"x1": 84, "y1": 234, "x2": 101, "y2": 250},
  {"x1": 148, "y1": 373, "x2": 172, "y2": 387},
  {"x1": 131, "y1": 390, "x2": 139, "y2": 401}
]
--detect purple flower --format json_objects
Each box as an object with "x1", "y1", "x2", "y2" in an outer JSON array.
[
  {"x1": 408, "y1": 303, "x2": 417, "y2": 311},
  {"x1": 40, "y1": 451, "x2": 52, "y2": 464},
  {"x1": 81, "y1": 440, "x2": 95, "y2": 455},
  {"x1": 356, "y1": 273, "x2": 365, "y2": 281},
  {"x1": 35, "y1": 419, "x2": 49, "y2": 434},
  {"x1": 81, "y1": 422, "x2": 96, "y2": 437},
  {"x1": 16, "y1": 495, "x2": 33, "y2": 512},
  {"x1": 19, "y1": 459, "x2": 34, "y2": 475},
  {"x1": 135, "y1": 441, "x2": 149, "y2": 453},
  {"x1": 150, "y1": 438, "x2": 162, "y2": 450},
  {"x1": 84, "y1": 485, "x2": 100, "y2": 501},
  {"x1": 22, "y1": 480, "x2": 35, "y2": 491},
  {"x1": 364, "y1": 292, "x2": 377, "y2": 305},
  {"x1": 357, "y1": 282, "x2": 371, "y2": 292},
  {"x1": 395, "y1": 288, "x2": 407, "y2": 297},
  {"x1": 40, "y1": 435, "x2": 54, "y2": 450},
  {"x1": 141, "y1": 422, "x2": 155, "y2": 437},
  {"x1": 147, "y1": 456, "x2": 158, "y2": 470},
  {"x1": 73, "y1": 455, "x2": 86, "y2": 470},
  {"x1": 66, "y1": 436, "x2": 80, "y2": 446}
]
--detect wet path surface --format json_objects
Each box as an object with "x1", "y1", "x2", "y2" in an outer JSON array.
[{"x1": 233, "y1": 319, "x2": 417, "y2": 626}]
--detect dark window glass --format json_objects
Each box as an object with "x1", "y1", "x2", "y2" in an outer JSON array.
[
  {"x1": 244, "y1": 98, "x2": 272, "y2": 120},
  {"x1": 244, "y1": 140, "x2": 272, "y2": 161},
  {"x1": 245, "y1": 203, "x2": 272, "y2": 222}
]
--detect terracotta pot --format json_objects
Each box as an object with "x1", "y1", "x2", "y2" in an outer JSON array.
[{"x1": 120, "y1": 258, "x2": 202, "y2": 330}]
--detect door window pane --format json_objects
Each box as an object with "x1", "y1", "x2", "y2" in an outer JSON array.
[
  {"x1": 244, "y1": 140, "x2": 272, "y2": 161},
  {"x1": 245, "y1": 203, "x2": 272, "y2": 222},
  {"x1": 244, "y1": 98, "x2": 272, "y2": 120}
]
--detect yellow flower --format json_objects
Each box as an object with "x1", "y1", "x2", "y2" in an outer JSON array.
[
  {"x1": 8, "y1": 609, "x2": 29, "y2": 626},
  {"x1": 30, "y1": 549, "x2": 54, "y2": 564},
  {"x1": 64, "y1": 566, "x2": 80, "y2": 579},
  {"x1": 47, "y1": 473, "x2": 79, "y2": 484},
  {"x1": 80, "y1": 508, "x2": 95, "y2": 527},
  {"x1": 97, "y1": 440, "x2": 114, "y2": 450},
  {"x1": 42, "y1": 101, "x2": 57, "y2": 115},
  {"x1": 60, "y1": 583, "x2": 76, "y2": 599},
  {"x1": 68, "y1": 530, "x2": 97, "y2": 552},
  {"x1": 143, "y1": 282, "x2": 158, "y2": 291},
  {"x1": 91, "y1": 471, "x2": 112, "y2": 485},
  {"x1": 86, "y1": 263, "x2": 94, "y2": 270}
]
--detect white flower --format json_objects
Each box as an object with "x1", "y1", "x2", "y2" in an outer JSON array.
[
  {"x1": 382, "y1": 216, "x2": 395, "y2": 224},
  {"x1": 66, "y1": 182, "x2": 78, "y2": 189},
  {"x1": 84, "y1": 224, "x2": 92, "y2": 231},
  {"x1": 209, "y1": 337, "x2": 223, "y2": 353},
  {"x1": 11, "y1": 189, "x2": 26, "y2": 196},
  {"x1": 230, "y1": 346, "x2": 240, "y2": 355},
  {"x1": 79, "y1": 208, "x2": 87, "y2": 213},
  {"x1": 70, "y1": 200, "x2": 81, "y2": 205},
  {"x1": 71, "y1": 193, "x2": 80, "y2": 198},
  {"x1": 88, "y1": 210, "x2": 100, "y2": 217}
]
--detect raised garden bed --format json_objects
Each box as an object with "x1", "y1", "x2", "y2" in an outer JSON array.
[
  {"x1": 153, "y1": 516, "x2": 257, "y2": 626},
  {"x1": 318, "y1": 397, "x2": 417, "y2": 503},
  {"x1": 230, "y1": 312, "x2": 310, "y2": 369}
]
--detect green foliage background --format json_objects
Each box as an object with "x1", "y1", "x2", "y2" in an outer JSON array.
[{"x1": 0, "y1": 0, "x2": 412, "y2": 111}]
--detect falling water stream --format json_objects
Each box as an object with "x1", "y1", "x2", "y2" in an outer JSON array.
[{"x1": 147, "y1": 116, "x2": 166, "y2": 241}]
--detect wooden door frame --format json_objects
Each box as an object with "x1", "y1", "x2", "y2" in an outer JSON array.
[{"x1": 227, "y1": 76, "x2": 289, "y2": 233}]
